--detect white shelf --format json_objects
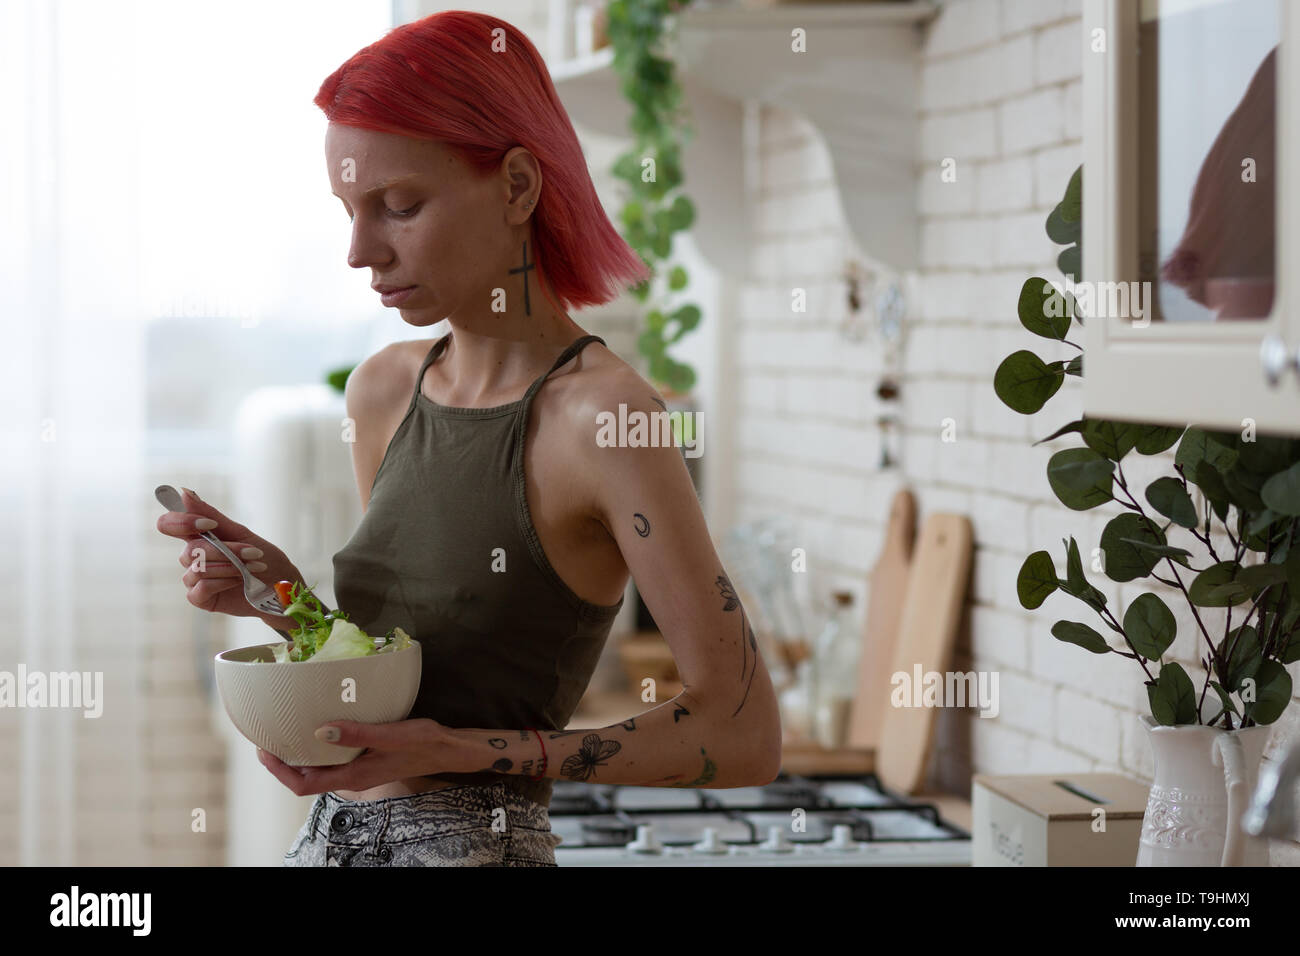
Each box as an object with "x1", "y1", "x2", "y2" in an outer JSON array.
[{"x1": 551, "y1": 1, "x2": 939, "y2": 273}]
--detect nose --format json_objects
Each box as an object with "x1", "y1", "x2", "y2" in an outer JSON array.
[{"x1": 345, "y1": 218, "x2": 391, "y2": 271}]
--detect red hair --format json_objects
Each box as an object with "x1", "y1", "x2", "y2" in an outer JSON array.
[{"x1": 314, "y1": 10, "x2": 652, "y2": 312}]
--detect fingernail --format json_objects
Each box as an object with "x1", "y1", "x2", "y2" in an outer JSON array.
[
  {"x1": 315, "y1": 726, "x2": 340, "y2": 743},
  {"x1": 240, "y1": 547, "x2": 264, "y2": 559},
  {"x1": 182, "y1": 487, "x2": 202, "y2": 502},
  {"x1": 195, "y1": 518, "x2": 218, "y2": 530},
  {"x1": 247, "y1": 561, "x2": 268, "y2": 572}
]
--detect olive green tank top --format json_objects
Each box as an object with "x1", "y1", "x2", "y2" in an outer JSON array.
[{"x1": 331, "y1": 331, "x2": 624, "y2": 809}]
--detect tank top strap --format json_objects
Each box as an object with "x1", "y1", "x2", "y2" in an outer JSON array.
[
  {"x1": 521, "y1": 334, "x2": 607, "y2": 404},
  {"x1": 405, "y1": 332, "x2": 453, "y2": 415}
]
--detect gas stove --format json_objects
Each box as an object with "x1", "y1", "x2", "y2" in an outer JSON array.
[{"x1": 548, "y1": 773, "x2": 971, "y2": 866}]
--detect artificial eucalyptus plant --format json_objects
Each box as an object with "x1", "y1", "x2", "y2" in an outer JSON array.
[
  {"x1": 995, "y1": 165, "x2": 1299, "y2": 729},
  {"x1": 606, "y1": 0, "x2": 701, "y2": 395}
]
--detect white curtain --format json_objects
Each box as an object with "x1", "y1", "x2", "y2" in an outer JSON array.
[{"x1": 0, "y1": 0, "x2": 389, "y2": 865}]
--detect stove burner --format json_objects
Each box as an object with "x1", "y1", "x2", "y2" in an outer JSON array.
[{"x1": 547, "y1": 772, "x2": 969, "y2": 852}]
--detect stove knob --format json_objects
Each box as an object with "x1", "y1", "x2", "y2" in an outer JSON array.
[
  {"x1": 826, "y1": 824, "x2": 859, "y2": 851},
  {"x1": 628, "y1": 824, "x2": 663, "y2": 854},
  {"x1": 758, "y1": 825, "x2": 794, "y2": 853},
  {"x1": 692, "y1": 827, "x2": 729, "y2": 855}
]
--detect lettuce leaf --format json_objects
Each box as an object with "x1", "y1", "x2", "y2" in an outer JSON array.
[
  {"x1": 376, "y1": 626, "x2": 413, "y2": 654},
  {"x1": 309, "y1": 620, "x2": 377, "y2": 662}
]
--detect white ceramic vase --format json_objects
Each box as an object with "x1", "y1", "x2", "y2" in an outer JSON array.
[{"x1": 1136, "y1": 714, "x2": 1272, "y2": 866}]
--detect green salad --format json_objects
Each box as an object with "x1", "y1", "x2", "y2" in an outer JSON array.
[{"x1": 271, "y1": 580, "x2": 412, "y2": 663}]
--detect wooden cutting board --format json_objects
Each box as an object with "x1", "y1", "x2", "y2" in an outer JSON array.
[
  {"x1": 846, "y1": 487, "x2": 916, "y2": 750},
  {"x1": 876, "y1": 512, "x2": 973, "y2": 795}
]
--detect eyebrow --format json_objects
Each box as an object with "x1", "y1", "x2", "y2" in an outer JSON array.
[{"x1": 331, "y1": 175, "x2": 421, "y2": 200}]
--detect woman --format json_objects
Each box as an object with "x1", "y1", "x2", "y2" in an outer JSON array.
[{"x1": 157, "y1": 11, "x2": 781, "y2": 867}]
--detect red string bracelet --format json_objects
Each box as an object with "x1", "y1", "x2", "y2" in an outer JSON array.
[{"x1": 524, "y1": 727, "x2": 548, "y2": 780}]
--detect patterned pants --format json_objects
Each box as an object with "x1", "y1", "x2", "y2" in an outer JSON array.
[{"x1": 282, "y1": 782, "x2": 561, "y2": 867}]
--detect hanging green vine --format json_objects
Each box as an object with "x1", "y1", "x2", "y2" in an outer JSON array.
[{"x1": 606, "y1": 0, "x2": 700, "y2": 396}]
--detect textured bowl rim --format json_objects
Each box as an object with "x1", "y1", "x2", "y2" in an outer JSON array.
[{"x1": 214, "y1": 639, "x2": 421, "y2": 665}]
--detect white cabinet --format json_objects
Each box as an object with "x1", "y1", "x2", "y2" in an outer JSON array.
[{"x1": 1082, "y1": 0, "x2": 1300, "y2": 435}]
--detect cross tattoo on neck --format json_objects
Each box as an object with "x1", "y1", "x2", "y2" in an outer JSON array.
[{"x1": 509, "y1": 240, "x2": 535, "y2": 316}]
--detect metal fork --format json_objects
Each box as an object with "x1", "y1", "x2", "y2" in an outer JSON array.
[{"x1": 155, "y1": 484, "x2": 285, "y2": 617}]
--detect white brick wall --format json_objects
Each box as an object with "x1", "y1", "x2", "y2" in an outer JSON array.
[{"x1": 740, "y1": 0, "x2": 1300, "y2": 861}]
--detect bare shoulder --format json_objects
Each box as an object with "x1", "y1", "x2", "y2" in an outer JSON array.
[
  {"x1": 345, "y1": 340, "x2": 423, "y2": 420},
  {"x1": 552, "y1": 340, "x2": 667, "y2": 428}
]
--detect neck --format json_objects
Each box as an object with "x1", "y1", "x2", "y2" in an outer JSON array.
[{"x1": 437, "y1": 300, "x2": 586, "y2": 405}]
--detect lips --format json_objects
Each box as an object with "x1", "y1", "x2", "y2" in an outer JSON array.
[{"x1": 372, "y1": 283, "x2": 416, "y2": 294}]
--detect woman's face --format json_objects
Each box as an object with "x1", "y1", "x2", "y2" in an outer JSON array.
[{"x1": 325, "y1": 123, "x2": 531, "y2": 323}]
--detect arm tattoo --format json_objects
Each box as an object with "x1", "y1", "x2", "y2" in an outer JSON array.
[
  {"x1": 668, "y1": 746, "x2": 717, "y2": 788},
  {"x1": 632, "y1": 512, "x2": 650, "y2": 537},
  {"x1": 560, "y1": 732, "x2": 622, "y2": 781},
  {"x1": 672, "y1": 703, "x2": 690, "y2": 722},
  {"x1": 716, "y1": 574, "x2": 759, "y2": 717},
  {"x1": 650, "y1": 395, "x2": 667, "y2": 411}
]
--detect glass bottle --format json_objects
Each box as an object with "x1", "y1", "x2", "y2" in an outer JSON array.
[{"x1": 812, "y1": 590, "x2": 858, "y2": 749}]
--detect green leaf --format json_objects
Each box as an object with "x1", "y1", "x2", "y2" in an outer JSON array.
[
  {"x1": 1235, "y1": 562, "x2": 1287, "y2": 594},
  {"x1": 1262, "y1": 461, "x2": 1300, "y2": 517},
  {"x1": 1052, "y1": 620, "x2": 1111, "y2": 654},
  {"x1": 1145, "y1": 477, "x2": 1198, "y2": 529},
  {"x1": 1059, "y1": 536, "x2": 1108, "y2": 609},
  {"x1": 1222, "y1": 465, "x2": 1267, "y2": 513},
  {"x1": 994, "y1": 350, "x2": 1065, "y2": 415},
  {"x1": 1117, "y1": 539, "x2": 1193, "y2": 567},
  {"x1": 1176, "y1": 427, "x2": 1240, "y2": 476},
  {"x1": 1047, "y1": 447, "x2": 1115, "y2": 511},
  {"x1": 1147, "y1": 662, "x2": 1197, "y2": 725},
  {"x1": 1064, "y1": 535, "x2": 1087, "y2": 592},
  {"x1": 1099, "y1": 513, "x2": 1164, "y2": 581},
  {"x1": 1045, "y1": 203, "x2": 1081, "y2": 245},
  {"x1": 1124, "y1": 593, "x2": 1176, "y2": 660},
  {"x1": 1017, "y1": 277, "x2": 1072, "y2": 340},
  {"x1": 636, "y1": 328, "x2": 666, "y2": 357},
  {"x1": 621, "y1": 200, "x2": 646, "y2": 226},
  {"x1": 1189, "y1": 562, "x2": 1252, "y2": 607},
  {"x1": 1017, "y1": 551, "x2": 1058, "y2": 610},
  {"x1": 1281, "y1": 625, "x2": 1300, "y2": 665},
  {"x1": 1192, "y1": 461, "x2": 1231, "y2": 523},
  {"x1": 1064, "y1": 355, "x2": 1082, "y2": 376},
  {"x1": 1060, "y1": 166, "x2": 1082, "y2": 223},
  {"x1": 667, "y1": 265, "x2": 688, "y2": 291},
  {"x1": 1247, "y1": 508, "x2": 1278, "y2": 537},
  {"x1": 1243, "y1": 659, "x2": 1292, "y2": 725},
  {"x1": 668, "y1": 303, "x2": 701, "y2": 338},
  {"x1": 1287, "y1": 546, "x2": 1300, "y2": 602},
  {"x1": 1208, "y1": 681, "x2": 1240, "y2": 718},
  {"x1": 1081, "y1": 419, "x2": 1140, "y2": 461},
  {"x1": 1218, "y1": 624, "x2": 1261, "y2": 693},
  {"x1": 667, "y1": 194, "x2": 695, "y2": 231},
  {"x1": 1237, "y1": 435, "x2": 1298, "y2": 475},
  {"x1": 1057, "y1": 244, "x2": 1081, "y2": 282},
  {"x1": 1033, "y1": 419, "x2": 1085, "y2": 445},
  {"x1": 1134, "y1": 425, "x2": 1185, "y2": 455}
]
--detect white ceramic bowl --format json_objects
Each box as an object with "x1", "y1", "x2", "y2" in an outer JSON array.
[{"x1": 214, "y1": 639, "x2": 422, "y2": 766}]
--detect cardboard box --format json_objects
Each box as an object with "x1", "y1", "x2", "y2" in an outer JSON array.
[{"x1": 972, "y1": 773, "x2": 1150, "y2": 866}]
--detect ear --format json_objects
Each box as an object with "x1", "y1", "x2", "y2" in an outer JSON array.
[{"x1": 501, "y1": 146, "x2": 542, "y2": 222}]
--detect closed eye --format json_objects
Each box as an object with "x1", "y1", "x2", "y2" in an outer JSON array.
[{"x1": 388, "y1": 203, "x2": 420, "y2": 218}]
